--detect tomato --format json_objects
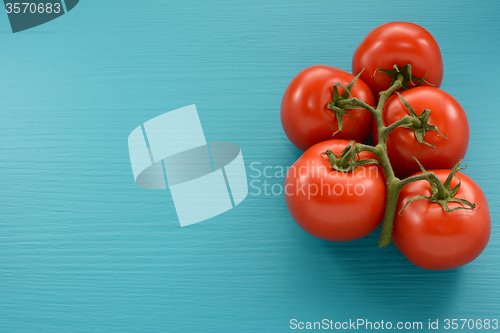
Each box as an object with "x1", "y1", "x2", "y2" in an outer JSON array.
[
  {"x1": 373, "y1": 86, "x2": 469, "y2": 179},
  {"x1": 285, "y1": 139, "x2": 386, "y2": 241},
  {"x1": 352, "y1": 22, "x2": 443, "y2": 97},
  {"x1": 281, "y1": 65, "x2": 375, "y2": 151},
  {"x1": 393, "y1": 170, "x2": 491, "y2": 270}
]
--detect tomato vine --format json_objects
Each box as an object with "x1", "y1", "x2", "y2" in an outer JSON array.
[{"x1": 326, "y1": 67, "x2": 475, "y2": 247}]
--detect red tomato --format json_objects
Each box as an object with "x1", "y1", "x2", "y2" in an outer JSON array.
[
  {"x1": 352, "y1": 22, "x2": 443, "y2": 97},
  {"x1": 373, "y1": 86, "x2": 469, "y2": 179},
  {"x1": 285, "y1": 139, "x2": 386, "y2": 241},
  {"x1": 281, "y1": 65, "x2": 375, "y2": 151},
  {"x1": 393, "y1": 170, "x2": 491, "y2": 270}
]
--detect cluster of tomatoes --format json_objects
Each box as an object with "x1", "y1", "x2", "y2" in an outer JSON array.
[{"x1": 280, "y1": 22, "x2": 491, "y2": 270}]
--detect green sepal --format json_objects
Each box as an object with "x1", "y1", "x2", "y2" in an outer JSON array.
[
  {"x1": 339, "y1": 140, "x2": 356, "y2": 156},
  {"x1": 413, "y1": 157, "x2": 427, "y2": 174},
  {"x1": 333, "y1": 83, "x2": 353, "y2": 100},
  {"x1": 321, "y1": 141, "x2": 380, "y2": 173},
  {"x1": 443, "y1": 162, "x2": 467, "y2": 190},
  {"x1": 331, "y1": 85, "x2": 341, "y2": 104},
  {"x1": 327, "y1": 69, "x2": 365, "y2": 136},
  {"x1": 342, "y1": 69, "x2": 363, "y2": 99},
  {"x1": 398, "y1": 195, "x2": 428, "y2": 215},
  {"x1": 373, "y1": 64, "x2": 433, "y2": 91},
  {"x1": 399, "y1": 159, "x2": 476, "y2": 215},
  {"x1": 396, "y1": 93, "x2": 447, "y2": 148},
  {"x1": 327, "y1": 104, "x2": 354, "y2": 136},
  {"x1": 322, "y1": 149, "x2": 338, "y2": 169},
  {"x1": 398, "y1": 195, "x2": 476, "y2": 214},
  {"x1": 441, "y1": 198, "x2": 477, "y2": 212},
  {"x1": 354, "y1": 158, "x2": 381, "y2": 167}
]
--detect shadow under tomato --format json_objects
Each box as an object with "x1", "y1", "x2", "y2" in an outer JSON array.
[{"x1": 289, "y1": 223, "x2": 462, "y2": 314}]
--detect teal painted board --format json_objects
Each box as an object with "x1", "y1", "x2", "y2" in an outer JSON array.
[{"x1": 1, "y1": 0, "x2": 500, "y2": 332}]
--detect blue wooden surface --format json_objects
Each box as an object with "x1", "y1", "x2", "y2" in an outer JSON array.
[{"x1": 1, "y1": 1, "x2": 499, "y2": 332}]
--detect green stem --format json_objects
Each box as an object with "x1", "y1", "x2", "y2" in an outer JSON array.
[
  {"x1": 399, "y1": 172, "x2": 430, "y2": 187},
  {"x1": 354, "y1": 143, "x2": 380, "y2": 156},
  {"x1": 381, "y1": 115, "x2": 422, "y2": 139},
  {"x1": 331, "y1": 72, "x2": 452, "y2": 247},
  {"x1": 336, "y1": 98, "x2": 377, "y2": 116},
  {"x1": 329, "y1": 69, "x2": 471, "y2": 247},
  {"x1": 372, "y1": 74, "x2": 406, "y2": 247},
  {"x1": 378, "y1": 178, "x2": 402, "y2": 247},
  {"x1": 323, "y1": 66, "x2": 472, "y2": 249},
  {"x1": 372, "y1": 73, "x2": 403, "y2": 134},
  {"x1": 400, "y1": 171, "x2": 448, "y2": 199},
  {"x1": 377, "y1": 73, "x2": 404, "y2": 110},
  {"x1": 337, "y1": 73, "x2": 405, "y2": 247}
]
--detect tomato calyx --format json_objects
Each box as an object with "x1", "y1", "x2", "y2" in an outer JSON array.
[
  {"x1": 321, "y1": 141, "x2": 380, "y2": 172},
  {"x1": 394, "y1": 92, "x2": 447, "y2": 148},
  {"x1": 374, "y1": 64, "x2": 433, "y2": 91},
  {"x1": 326, "y1": 70, "x2": 364, "y2": 136},
  {"x1": 399, "y1": 158, "x2": 476, "y2": 214}
]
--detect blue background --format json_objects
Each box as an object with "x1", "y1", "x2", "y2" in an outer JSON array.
[{"x1": 1, "y1": 1, "x2": 499, "y2": 332}]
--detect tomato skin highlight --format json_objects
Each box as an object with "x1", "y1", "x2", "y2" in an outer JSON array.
[
  {"x1": 281, "y1": 65, "x2": 375, "y2": 151},
  {"x1": 393, "y1": 170, "x2": 491, "y2": 270},
  {"x1": 352, "y1": 21, "x2": 443, "y2": 97},
  {"x1": 285, "y1": 139, "x2": 386, "y2": 241},
  {"x1": 373, "y1": 86, "x2": 469, "y2": 179}
]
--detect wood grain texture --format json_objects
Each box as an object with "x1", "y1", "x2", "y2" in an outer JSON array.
[{"x1": 1, "y1": 1, "x2": 499, "y2": 332}]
